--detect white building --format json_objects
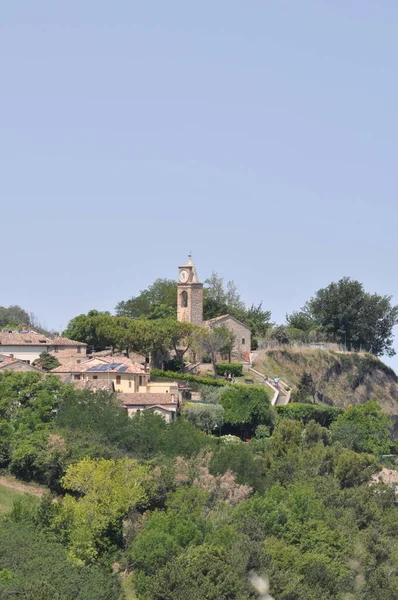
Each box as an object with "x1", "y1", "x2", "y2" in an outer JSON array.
[{"x1": 0, "y1": 331, "x2": 87, "y2": 365}]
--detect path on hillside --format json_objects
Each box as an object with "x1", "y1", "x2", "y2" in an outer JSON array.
[
  {"x1": 248, "y1": 365, "x2": 291, "y2": 406},
  {"x1": 0, "y1": 476, "x2": 48, "y2": 497}
]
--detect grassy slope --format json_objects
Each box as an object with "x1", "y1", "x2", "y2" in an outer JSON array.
[
  {"x1": 254, "y1": 348, "x2": 398, "y2": 414},
  {"x1": 0, "y1": 483, "x2": 40, "y2": 514}
]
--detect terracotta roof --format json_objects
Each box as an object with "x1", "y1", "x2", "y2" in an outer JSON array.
[
  {"x1": 50, "y1": 337, "x2": 87, "y2": 347},
  {"x1": 120, "y1": 393, "x2": 178, "y2": 406},
  {"x1": 0, "y1": 332, "x2": 86, "y2": 347},
  {"x1": 205, "y1": 314, "x2": 251, "y2": 331},
  {"x1": 0, "y1": 355, "x2": 41, "y2": 372},
  {"x1": 71, "y1": 379, "x2": 115, "y2": 392},
  {"x1": 51, "y1": 355, "x2": 146, "y2": 375}
]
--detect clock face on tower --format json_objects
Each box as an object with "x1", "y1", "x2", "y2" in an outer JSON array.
[{"x1": 179, "y1": 269, "x2": 189, "y2": 283}]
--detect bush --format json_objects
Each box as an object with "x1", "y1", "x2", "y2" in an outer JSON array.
[
  {"x1": 276, "y1": 403, "x2": 343, "y2": 428},
  {"x1": 151, "y1": 369, "x2": 228, "y2": 387},
  {"x1": 219, "y1": 386, "x2": 275, "y2": 433},
  {"x1": 330, "y1": 401, "x2": 392, "y2": 455},
  {"x1": 215, "y1": 364, "x2": 243, "y2": 377}
]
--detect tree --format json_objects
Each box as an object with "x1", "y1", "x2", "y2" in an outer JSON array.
[
  {"x1": 286, "y1": 310, "x2": 316, "y2": 332},
  {"x1": 335, "y1": 450, "x2": 377, "y2": 488},
  {"x1": 216, "y1": 325, "x2": 236, "y2": 362},
  {"x1": 305, "y1": 277, "x2": 398, "y2": 356},
  {"x1": 33, "y1": 352, "x2": 60, "y2": 372},
  {"x1": 63, "y1": 310, "x2": 114, "y2": 351},
  {"x1": 244, "y1": 303, "x2": 272, "y2": 340},
  {"x1": 53, "y1": 457, "x2": 154, "y2": 563},
  {"x1": 204, "y1": 272, "x2": 245, "y2": 320},
  {"x1": 0, "y1": 520, "x2": 121, "y2": 600},
  {"x1": 295, "y1": 371, "x2": 316, "y2": 403},
  {"x1": 183, "y1": 403, "x2": 225, "y2": 433},
  {"x1": 219, "y1": 386, "x2": 275, "y2": 434},
  {"x1": 200, "y1": 329, "x2": 228, "y2": 375},
  {"x1": 330, "y1": 401, "x2": 392, "y2": 455},
  {"x1": 162, "y1": 320, "x2": 203, "y2": 365},
  {"x1": 149, "y1": 545, "x2": 250, "y2": 600},
  {"x1": 0, "y1": 305, "x2": 31, "y2": 328},
  {"x1": 115, "y1": 278, "x2": 177, "y2": 320},
  {"x1": 271, "y1": 325, "x2": 291, "y2": 344}
]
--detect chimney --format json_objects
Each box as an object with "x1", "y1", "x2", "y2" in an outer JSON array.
[{"x1": 9, "y1": 354, "x2": 14, "y2": 358}]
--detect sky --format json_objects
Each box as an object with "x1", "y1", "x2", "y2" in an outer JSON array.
[{"x1": 1, "y1": 2, "x2": 398, "y2": 368}]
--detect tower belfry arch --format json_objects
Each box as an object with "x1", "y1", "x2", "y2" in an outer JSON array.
[{"x1": 177, "y1": 256, "x2": 203, "y2": 326}]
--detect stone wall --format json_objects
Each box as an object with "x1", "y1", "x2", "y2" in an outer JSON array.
[
  {"x1": 50, "y1": 345, "x2": 87, "y2": 365},
  {"x1": 209, "y1": 316, "x2": 251, "y2": 360}
]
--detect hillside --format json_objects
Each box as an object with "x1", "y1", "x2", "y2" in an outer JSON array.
[{"x1": 253, "y1": 348, "x2": 398, "y2": 414}]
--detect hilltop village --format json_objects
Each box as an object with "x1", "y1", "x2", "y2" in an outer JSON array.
[{"x1": 1, "y1": 258, "x2": 398, "y2": 599}]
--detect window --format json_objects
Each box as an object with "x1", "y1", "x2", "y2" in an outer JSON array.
[
  {"x1": 74, "y1": 374, "x2": 81, "y2": 381},
  {"x1": 139, "y1": 376, "x2": 143, "y2": 387},
  {"x1": 77, "y1": 360, "x2": 81, "y2": 364},
  {"x1": 242, "y1": 338, "x2": 245, "y2": 345},
  {"x1": 77, "y1": 347, "x2": 81, "y2": 354},
  {"x1": 181, "y1": 291, "x2": 188, "y2": 308},
  {"x1": 129, "y1": 380, "x2": 132, "y2": 388},
  {"x1": 116, "y1": 375, "x2": 121, "y2": 385},
  {"x1": 53, "y1": 346, "x2": 58, "y2": 353},
  {"x1": 93, "y1": 375, "x2": 98, "y2": 380}
]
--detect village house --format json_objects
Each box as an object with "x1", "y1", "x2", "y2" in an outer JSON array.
[
  {"x1": 51, "y1": 354, "x2": 181, "y2": 421},
  {"x1": 50, "y1": 355, "x2": 149, "y2": 393},
  {"x1": 120, "y1": 392, "x2": 178, "y2": 423},
  {"x1": 0, "y1": 353, "x2": 42, "y2": 373},
  {"x1": 0, "y1": 331, "x2": 87, "y2": 365}
]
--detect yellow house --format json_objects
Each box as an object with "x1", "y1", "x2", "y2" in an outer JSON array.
[{"x1": 51, "y1": 355, "x2": 149, "y2": 392}]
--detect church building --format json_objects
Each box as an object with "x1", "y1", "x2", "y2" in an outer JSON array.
[{"x1": 177, "y1": 256, "x2": 251, "y2": 361}]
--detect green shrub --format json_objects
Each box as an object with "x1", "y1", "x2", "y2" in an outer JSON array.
[
  {"x1": 151, "y1": 369, "x2": 228, "y2": 387},
  {"x1": 275, "y1": 403, "x2": 343, "y2": 428},
  {"x1": 215, "y1": 364, "x2": 243, "y2": 377}
]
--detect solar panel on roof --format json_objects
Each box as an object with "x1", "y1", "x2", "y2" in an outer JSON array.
[
  {"x1": 109, "y1": 363, "x2": 122, "y2": 369},
  {"x1": 118, "y1": 366, "x2": 128, "y2": 372}
]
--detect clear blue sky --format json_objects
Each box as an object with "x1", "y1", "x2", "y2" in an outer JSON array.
[{"x1": 1, "y1": 2, "x2": 398, "y2": 368}]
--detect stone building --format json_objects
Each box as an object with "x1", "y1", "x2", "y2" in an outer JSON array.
[
  {"x1": 176, "y1": 256, "x2": 251, "y2": 361},
  {"x1": 205, "y1": 314, "x2": 251, "y2": 361}
]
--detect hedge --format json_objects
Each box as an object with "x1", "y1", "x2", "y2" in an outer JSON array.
[
  {"x1": 275, "y1": 403, "x2": 344, "y2": 428},
  {"x1": 215, "y1": 363, "x2": 243, "y2": 377},
  {"x1": 150, "y1": 369, "x2": 228, "y2": 387}
]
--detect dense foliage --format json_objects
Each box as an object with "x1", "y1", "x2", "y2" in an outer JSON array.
[
  {"x1": 113, "y1": 272, "x2": 272, "y2": 346},
  {"x1": 285, "y1": 277, "x2": 398, "y2": 356},
  {"x1": 0, "y1": 370, "x2": 398, "y2": 599},
  {"x1": 63, "y1": 312, "x2": 201, "y2": 363}
]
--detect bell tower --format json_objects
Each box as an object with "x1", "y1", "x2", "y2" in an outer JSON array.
[{"x1": 177, "y1": 256, "x2": 203, "y2": 326}]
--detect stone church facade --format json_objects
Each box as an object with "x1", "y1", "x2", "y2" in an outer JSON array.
[{"x1": 177, "y1": 257, "x2": 251, "y2": 361}]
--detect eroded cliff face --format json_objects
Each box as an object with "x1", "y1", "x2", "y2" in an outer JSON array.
[{"x1": 254, "y1": 348, "x2": 398, "y2": 414}]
